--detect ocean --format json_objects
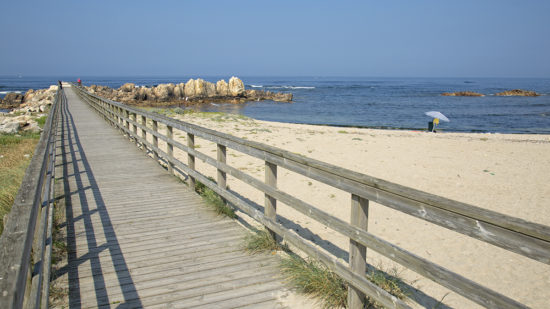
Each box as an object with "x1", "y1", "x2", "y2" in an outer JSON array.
[{"x1": 1, "y1": 76, "x2": 549, "y2": 134}]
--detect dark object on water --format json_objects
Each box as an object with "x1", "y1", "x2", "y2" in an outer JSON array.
[
  {"x1": 441, "y1": 91, "x2": 484, "y2": 97},
  {"x1": 495, "y1": 89, "x2": 539, "y2": 96}
]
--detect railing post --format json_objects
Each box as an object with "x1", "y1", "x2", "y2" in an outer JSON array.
[
  {"x1": 119, "y1": 107, "x2": 123, "y2": 129},
  {"x1": 132, "y1": 112, "x2": 138, "y2": 144},
  {"x1": 124, "y1": 110, "x2": 129, "y2": 132},
  {"x1": 265, "y1": 161, "x2": 277, "y2": 238},
  {"x1": 141, "y1": 115, "x2": 147, "y2": 151},
  {"x1": 348, "y1": 194, "x2": 369, "y2": 309},
  {"x1": 187, "y1": 133, "x2": 195, "y2": 189},
  {"x1": 152, "y1": 120, "x2": 159, "y2": 161},
  {"x1": 166, "y1": 125, "x2": 174, "y2": 175},
  {"x1": 217, "y1": 144, "x2": 227, "y2": 196}
]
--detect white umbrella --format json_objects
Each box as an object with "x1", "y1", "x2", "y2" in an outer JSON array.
[{"x1": 425, "y1": 111, "x2": 450, "y2": 122}]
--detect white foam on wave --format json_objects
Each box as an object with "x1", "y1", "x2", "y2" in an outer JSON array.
[
  {"x1": 266, "y1": 86, "x2": 315, "y2": 90},
  {"x1": 250, "y1": 85, "x2": 263, "y2": 88},
  {"x1": 0, "y1": 91, "x2": 22, "y2": 94}
]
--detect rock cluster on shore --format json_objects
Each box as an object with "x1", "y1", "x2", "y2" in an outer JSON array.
[
  {"x1": 86, "y1": 77, "x2": 293, "y2": 105},
  {"x1": 442, "y1": 89, "x2": 540, "y2": 97},
  {"x1": 0, "y1": 85, "x2": 57, "y2": 111},
  {"x1": 0, "y1": 85, "x2": 57, "y2": 133}
]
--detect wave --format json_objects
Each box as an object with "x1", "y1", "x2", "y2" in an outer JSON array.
[
  {"x1": 0, "y1": 91, "x2": 22, "y2": 94},
  {"x1": 249, "y1": 85, "x2": 263, "y2": 88},
  {"x1": 266, "y1": 86, "x2": 315, "y2": 90}
]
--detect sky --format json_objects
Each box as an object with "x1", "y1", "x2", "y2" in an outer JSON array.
[{"x1": 1, "y1": 0, "x2": 549, "y2": 78}]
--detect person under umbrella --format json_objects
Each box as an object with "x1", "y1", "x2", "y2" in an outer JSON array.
[{"x1": 425, "y1": 111, "x2": 449, "y2": 132}]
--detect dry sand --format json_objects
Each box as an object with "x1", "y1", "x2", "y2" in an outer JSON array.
[{"x1": 162, "y1": 112, "x2": 550, "y2": 308}]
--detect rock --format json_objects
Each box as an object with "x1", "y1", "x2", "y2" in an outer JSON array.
[
  {"x1": 216, "y1": 80, "x2": 229, "y2": 96},
  {"x1": 173, "y1": 83, "x2": 185, "y2": 98},
  {"x1": 441, "y1": 91, "x2": 484, "y2": 97},
  {"x1": 1, "y1": 92, "x2": 25, "y2": 108},
  {"x1": 21, "y1": 121, "x2": 42, "y2": 133},
  {"x1": 271, "y1": 92, "x2": 293, "y2": 102},
  {"x1": 495, "y1": 89, "x2": 540, "y2": 96},
  {"x1": 0, "y1": 122, "x2": 20, "y2": 134},
  {"x1": 153, "y1": 83, "x2": 174, "y2": 101},
  {"x1": 136, "y1": 87, "x2": 150, "y2": 100},
  {"x1": 228, "y1": 76, "x2": 245, "y2": 96},
  {"x1": 184, "y1": 79, "x2": 196, "y2": 97},
  {"x1": 24, "y1": 89, "x2": 35, "y2": 102},
  {"x1": 48, "y1": 85, "x2": 58, "y2": 92},
  {"x1": 205, "y1": 81, "x2": 217, "y2": 97},
  {"x1": 120, "y1": 83, "x2": 136, "y2": 92},
  {"x1": 194, "y1": 79, "x2": 207, "y2": 97}
]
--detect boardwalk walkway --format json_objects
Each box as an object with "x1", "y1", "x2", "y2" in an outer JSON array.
[{"x1": 55, "y1": 85, "x2": 297, "y2": 308}]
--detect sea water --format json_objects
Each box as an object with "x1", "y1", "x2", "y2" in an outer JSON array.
[{"x1": 1, "y1": 76, "x2": 549, "y2": 133}]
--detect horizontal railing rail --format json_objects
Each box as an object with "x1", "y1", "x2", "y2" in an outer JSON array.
[
  {"x1": 0, "y1": 86, "x2": 63, "y2": 309},
  {"x1": 72, "y1": 83, "x2": 549, "y2": 309}
]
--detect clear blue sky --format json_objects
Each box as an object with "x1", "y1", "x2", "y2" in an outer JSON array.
[{"x1": 1, "y1": 0, "x2": 549, "y2": 77}]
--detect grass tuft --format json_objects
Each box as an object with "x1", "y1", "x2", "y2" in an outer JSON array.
[
  {"x1": 280, "y1": 254, "x2": 410, "y2": 309},
  {"x1": 0, "y1": 133, "x2": 40, "y2": 235},
  {"x1": 35, "y1": 115, "x2": 48, "y2": 128},
  {"x1": 194, "y1": 177, "x2": 236, "y2": 218},
  {"x1": 366, "y1": 266, "x2": 411, "y2": 307},
  {"x1": 281, "y1": 254, "x2": 348, "y2": 309},
  {"x1": 244, "y1": 229, "x2": 285, "y2": 254}
]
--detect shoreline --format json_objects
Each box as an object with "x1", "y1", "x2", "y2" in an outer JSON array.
[{"x1": 157, "y1": 106, "x2": 550, "y2": 136}]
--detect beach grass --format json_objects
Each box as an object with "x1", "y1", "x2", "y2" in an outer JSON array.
[
  {"x1": 281, "y1": 254, "x2": 348, "y2": 309},
  {"x1": 0, "y1": 133, "x2": 40, "y2": 235},
  {"x1": 194, "y1": 177, "x2": 236, "y2": 218},
  {"x1": 244, "y1": 229, "x2": 286, "y2": 254},
  {"x1": 243, "y1": 228, "x2": 410, "y2": 308}
]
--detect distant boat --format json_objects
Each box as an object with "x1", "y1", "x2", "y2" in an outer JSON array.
[{"x1": 463, "y1": 81, "x2": 475, "y2": 84}]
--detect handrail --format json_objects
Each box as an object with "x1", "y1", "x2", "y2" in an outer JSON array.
[
  {"x1": 0, "y1": 86, "x2": 63, "y2": 308},
  {"x1": 72, "y1": 83, "x2": 548, "y2": 308}
]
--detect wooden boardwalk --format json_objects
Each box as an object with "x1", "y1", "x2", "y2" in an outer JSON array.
[{"x1": 55, "y1": 86, "x2": 297, "y2": 308}]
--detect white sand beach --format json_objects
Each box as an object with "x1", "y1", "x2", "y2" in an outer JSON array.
[{"x1": 164, "y1": 112, "x2": 550, "y2": 308}]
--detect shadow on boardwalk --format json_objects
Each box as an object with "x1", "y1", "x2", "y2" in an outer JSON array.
[{"x1": 54, "y1": 91, "x2": 142, "y2": 308}]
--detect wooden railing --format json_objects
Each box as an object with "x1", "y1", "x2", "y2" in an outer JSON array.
[
  {"x1": 72, "y1": 84, "x2": 550, "y2": 309},
  {"x1": 0, "y1": 87, "x2": 63, "y2": 309}
]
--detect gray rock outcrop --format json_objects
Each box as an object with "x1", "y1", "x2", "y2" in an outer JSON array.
[{"x1": 83, "y1": 77, "x2": 293, "y2": 105}]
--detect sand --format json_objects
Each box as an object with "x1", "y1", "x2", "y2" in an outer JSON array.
[{"x1": 163, "y1": 112, "x2": 550, "y2": 308}]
